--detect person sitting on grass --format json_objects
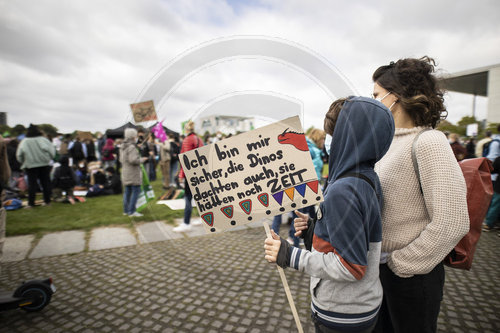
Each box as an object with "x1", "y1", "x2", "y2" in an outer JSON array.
[{"x1": 52, "y1": 156, "x2": 78, "y2": 204}]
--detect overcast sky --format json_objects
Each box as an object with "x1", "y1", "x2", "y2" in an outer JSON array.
[{"x1": 1, "y1": 0, "x2": 499, "y2": 134}]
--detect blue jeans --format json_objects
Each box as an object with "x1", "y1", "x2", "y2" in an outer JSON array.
[
  {"x1": 184, "y1": 179, "x2": 193, "y2": 225},
  {"x1": 170, "y1": 161, "x2": 179, "y2": 186},
  {"x1": 271, "y1": 213, "x2": 299, "y2": 247},
  {"x1": 485, "y1": 192, "x2": 500, "y2": 227},
  {"x1": 123, "y1": 185, "x2": 141, "y2": 215}
]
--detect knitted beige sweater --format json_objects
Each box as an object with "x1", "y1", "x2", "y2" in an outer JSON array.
[{"x1": 374, "y1": 127, "x2": 469, "y2": 278}]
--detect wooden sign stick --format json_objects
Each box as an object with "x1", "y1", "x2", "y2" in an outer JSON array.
[{"x1": 263, "y1": 220, "x2": 304, "y2": 333}]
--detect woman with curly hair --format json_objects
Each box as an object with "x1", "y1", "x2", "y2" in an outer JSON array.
[{"x1": 371, "y1": 57, "x2": 469, "y2": 333}]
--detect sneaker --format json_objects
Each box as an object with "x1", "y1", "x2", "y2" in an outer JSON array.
[
  {"x1": 129, "y1": 212, "x2": 143, "y2": 217},
  {"x1": 173, "y1": 223, "x2": 192, "y2": 232},
  {"x1": 191, "y1": 218, "x2": 203, "y2": 226},
  {"x1": 482, "y1": 224, "x2": 492, "y2": 232},
  {"x1": 286, "y1": 237, "x2": 294, "y2": 245}
]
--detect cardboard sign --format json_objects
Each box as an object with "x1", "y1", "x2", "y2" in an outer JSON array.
[
  {"x1": 179, "y1": 116, "x2": 324, "y2": 233},
  {"x1": 130, "y1": 100, "x2": 158, "y2": 123}
]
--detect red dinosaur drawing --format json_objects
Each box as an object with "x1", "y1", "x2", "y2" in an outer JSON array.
[{"x1": 277, "y1": 128, "x2": 309, "y2": 151}]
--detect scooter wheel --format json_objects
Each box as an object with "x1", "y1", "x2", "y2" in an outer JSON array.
[{"x1": 20, "y1": 286, "x2": 52, "y2": 312}]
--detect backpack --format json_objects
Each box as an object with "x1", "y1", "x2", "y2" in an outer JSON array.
[
  {"x1": 4, "y1": 198, "x2": 23, "y2": 211},
  {"x1": 102, "y1": 147, "x2": 113, "y2": 158},
  {"x1": 412, "y1": 129, "x2": 493, "y2": 270},
  {"x1": 482, "y1": 138, "x2": 499, "y2": 157},
  {"x1": 55, "y1": 167, "x2": 76, "y2": 189}
]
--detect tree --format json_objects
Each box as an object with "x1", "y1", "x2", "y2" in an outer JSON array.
[
  {"x1": 38, "y1": 124, "x2": 59, "y2": 138},
  {"x1": 436, "y1": 120, "x2": 459, "y2": 135},
  {"x1": 11, "y1": 124, "x2": 26, "y2": 137}
]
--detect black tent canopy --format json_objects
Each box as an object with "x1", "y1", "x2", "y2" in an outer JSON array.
[{"x1": 105, "y1": 122, "x2": 179, "y2": 140}]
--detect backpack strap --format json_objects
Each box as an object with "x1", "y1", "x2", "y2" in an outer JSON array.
[
  {"x1": 411, "y1": 128, "x2": 432, "y2": 193},
  {"x1": 337, "y1": 172, "x2": 378, "y2": 200}
]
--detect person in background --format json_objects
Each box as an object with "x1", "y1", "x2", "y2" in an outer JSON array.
[
  {"x1": 59, "y1": 134, "x2": 70, "y2": 159},
  {"x1": 159, "y1": 136, "x2": 171, "y2": 189},
  {"x1": 475, "y1": 130, "x2": 492, "y2": 157},
  {"x1": 85, "y1": 138, "x2": 97, "y2": 162},
  {"x1": 103, "y1": 167, "x2": 122, "y2": 195},
  {"x1": 146, "y1": 135, "x2": 157, "y2": 181},
  {"x1": 96, "y1": 132, "x2": 105, "y2": 160},
  {"x1": 114, "y1": 138, "x2": 123, "y2": 175},
  {"x1": 75, "y1": 160, "x2": 89, "y2": 186},
  {"x1": 6, "y1": 138, "x2": 22, "y2": 187},
  {"x1": 120, "y1": 128, "x2": 146, "y2": 217},
  {"x1": 169, "y1": 136, "x2": 180, "y2": 187},
  {"x1": 371, "y1": 57, "x2": 469, "y2": 333},
  {"x1": 267, "y1": 96, "x2": 394, "y2": 332},
  {"x1": 174, "y1": 121, "x2": 203, "y2": 232},
  {"x1": 101, "y1": 138, "x2": 116, "y2": 169},
  {"x1": 52, "y1": 156, "x2": 77, "y2": 204},
  {"x1": 16, "y1": 124, "x2": 56, "y2": 208},
  {"x1": 449, "y1": 133, "x2": 467, "y2": 161},
  {"x1": 0, "y1": 135, "x2": 11, "y2": 262},
  {"x1": 465, "y1": 137, "x2": 476, "y2": 159},
  {"x1": 483, "y1": 125, "x2": 500, "y2": 231},
  {"x1": 69, "y1": 137, "x2": 85, "y2": 165}
]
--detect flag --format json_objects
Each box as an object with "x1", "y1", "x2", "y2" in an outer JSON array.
[{"x1": 152, "y1": 121, "x2": 168, "y2": 143}]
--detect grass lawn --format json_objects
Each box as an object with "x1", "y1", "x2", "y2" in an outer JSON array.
[{"x1": 5, "y1": 176, "x2": 186, "y2": 237}]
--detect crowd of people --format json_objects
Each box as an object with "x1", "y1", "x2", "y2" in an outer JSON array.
[
  {"x1": 1, "y1": 124, "x2": 185, "y2": 212},
  {"x1": 1, "y1": 56, "x2": 499, "y2": 333}
]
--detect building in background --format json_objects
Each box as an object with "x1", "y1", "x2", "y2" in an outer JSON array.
[
  {"x1": 197, "y1": 115, "x2": 254, "y2": 135},
  {"x1": 0, "y1": 112, "x2": 6, "y2": 126},
  {"x1": 440, "y1": 64, "x2": 500, "y2": 124}
]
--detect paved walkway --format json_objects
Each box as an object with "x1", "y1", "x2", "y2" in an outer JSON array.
[
  {"x1": 1, "y1": 218, "x2": 208, "y2": 262},
  {"x1": 0, "y1": 221, "x2": 499, "y2": 332}
]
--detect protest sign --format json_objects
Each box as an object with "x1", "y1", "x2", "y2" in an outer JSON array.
[
  {"x1": 179, "y1": 116, "x2": 323, "y2": 233},
  {"x1": 130, "y1": 100, "x2": 157, "y2": 123},
  {"x1": 136, "y1": 164, "x2": 155, "y2": 212}
]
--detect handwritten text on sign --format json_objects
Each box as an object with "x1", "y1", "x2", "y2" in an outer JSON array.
[{"x1": 179, "y1": 116, "x2": 324, "y2": 232}]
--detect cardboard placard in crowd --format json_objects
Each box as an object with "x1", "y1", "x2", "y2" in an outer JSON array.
[
  {"x1": 130, "y1": 100, "x2": 158, "y2": 123},
  {"x1": 179, "y1": 116, "x2": 323, "y2": 233}
]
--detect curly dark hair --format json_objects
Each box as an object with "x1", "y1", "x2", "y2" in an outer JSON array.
[
  {"x1": 324, "y1": 98, "x2": 347, "y2": 135},
  {"x1": 372, "y1": 56, "x2": 447, "y2": 128}
]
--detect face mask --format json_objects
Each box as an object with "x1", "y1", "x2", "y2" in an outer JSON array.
[
  {"x1": 375, "y1": 91, "x2": 396, "y2": 111},
  {"x1": 324, "y1": 134, "x2": 332, "y2": 155}
]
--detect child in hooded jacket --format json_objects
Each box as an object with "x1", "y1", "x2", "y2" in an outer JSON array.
[{"x1": 265, "y1": 97, "x2": 395, "y2": 332}]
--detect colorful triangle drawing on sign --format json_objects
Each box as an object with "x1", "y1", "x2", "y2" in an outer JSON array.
[
  {"x1": 220, "y1": 205, "x2": 234, "y2": 218},
  {"x1": 257, "y1": 193, "x2": 269, "y2": 207},
  {"x1": 239, "y1": 199, "x2": 252, "y2": 215},
  {"x1": 201, "y1": 212, "x2": 214, "y2": 226},
  {"x1": 295, "y1": 183, "x2": 307, "y2": 197},
  {"x1": 306, "y1": 180, "x2": 319, "y2": 194},
  {"x1": 272, "y1": 191, "x2": 284, "y2": 206},
  {"x1": 284, "y1": 188, "x2": 295, "y2": 201}
]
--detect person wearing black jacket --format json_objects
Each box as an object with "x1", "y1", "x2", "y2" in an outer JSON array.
[{"x1": 103, "y1": 167, "x2": 122, "y2": 195}]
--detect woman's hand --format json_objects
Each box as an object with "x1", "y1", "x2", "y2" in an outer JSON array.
[
  {"x1": 264, "y1": 229, "x2": 281, "y2": 263},
  {"x1": 294, "y1": 210, "x2": 309, "y2": 237}
]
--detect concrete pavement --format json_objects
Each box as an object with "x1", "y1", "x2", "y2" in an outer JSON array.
[{"x1": 0, "y1": 222, "x2": 499, "y2": 332}]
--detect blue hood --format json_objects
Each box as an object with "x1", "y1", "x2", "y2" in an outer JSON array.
[{"x1": 328, "y1": 96, "x2": 394, "y2": 182}]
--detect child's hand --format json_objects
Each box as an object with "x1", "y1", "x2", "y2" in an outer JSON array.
[
  {"x1": 294, "y1": 210, "x2": 309, "y2": 237},
  {"x1": 264, "y1": 229, "x2": 281, "y2": 263}
]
